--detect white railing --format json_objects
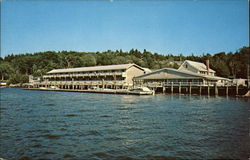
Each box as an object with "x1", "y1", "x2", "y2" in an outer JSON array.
[
  {"x1": 40, "y1": 80, "x2": 125, "y2": 85},
  {"x1": 141, "y1": 81, "x2": 234, "y2": 87},
  {"x1": 43, "y1": 72, "x2": 125, "y2": 78},
  {"x1": 164, "y1": 82, "x2": 204, "y2": 86}
]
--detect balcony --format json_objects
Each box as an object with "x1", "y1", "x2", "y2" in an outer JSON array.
[
  {"x1": 44, "y1": 71, "x2": 126, "y2": 79},
  {"x1": 43, "y1": 80, "x2": 125, "y2": 85}
]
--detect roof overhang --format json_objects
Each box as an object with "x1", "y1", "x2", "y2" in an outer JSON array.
[{"x1": 47, "y1": 63, "x2": 144, "y2": 74}]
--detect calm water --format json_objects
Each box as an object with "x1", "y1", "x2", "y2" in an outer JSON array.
[{"x1": 0, "y1": 88, "x2": 249, "y2": 160}]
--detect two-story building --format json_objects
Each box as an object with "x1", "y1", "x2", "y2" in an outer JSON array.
[
  {"x1": 134, "y1": 60, "x2": 231, "y2": 88},
  {"x1": 33, "y1": 63, "x2": 149, "y2": 90}
]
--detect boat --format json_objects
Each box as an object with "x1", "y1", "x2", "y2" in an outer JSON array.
[
  {"x1": 38, "y1": 86, "x2": 60, "y2": 90},
  {"x1": 39, "y1": 87, "x2": 48, "y2": 90},
  {"x1": 129, "y1": 87, "x2": 155, "y2": 95},
  {"x1": 0, "y1": 82, "x2": 7, "y2": 88},
  {"x1": 50, "y1": 86, "x2": 60, "y2": 90}
]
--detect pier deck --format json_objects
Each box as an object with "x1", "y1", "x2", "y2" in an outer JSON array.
[{"x1": 23, "y1": 88, "x2": 154, "y2": 95}]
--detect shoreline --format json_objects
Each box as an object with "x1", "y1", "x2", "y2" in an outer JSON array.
[
  {"x1": 23, "y1": 88, "x2": 154, "y2": 96},
  {"x1": 21, "y1": 87, "x2": 250, "y2": 98}
]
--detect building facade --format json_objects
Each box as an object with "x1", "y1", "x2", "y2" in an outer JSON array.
[
  {"x1": 178, "y1": 60, "x2": 215, "y2": 76},
  {"x1": 134, "y1": 60, "x2": 231, "y2": 88},
  {"x1": 31, "y1": 63, "x2": 148, "y2": 89}
]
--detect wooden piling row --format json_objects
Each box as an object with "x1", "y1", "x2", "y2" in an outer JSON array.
[
  {"x1": 155, "y1": 83, "x2": 247, "y2": 96},
  {"x1": 27, "y1": 81, "x2": 247, "y2": 96}
]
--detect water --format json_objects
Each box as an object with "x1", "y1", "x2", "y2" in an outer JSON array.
[{"x1": 0, "y1": 88, "x2": 249, "y2": 160}]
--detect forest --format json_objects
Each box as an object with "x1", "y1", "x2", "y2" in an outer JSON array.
[{"x1": 0, "y1": 47, "x2": 249, "y2": 84}]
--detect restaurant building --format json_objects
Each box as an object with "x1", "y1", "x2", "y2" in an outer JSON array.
[{"x1": 134, "y1": 60, "x2": 231, "y2": 88}]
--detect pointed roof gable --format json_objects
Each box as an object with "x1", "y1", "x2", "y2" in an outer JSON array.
[
  {"x1": 179, "y1": 60, "x2": 215, "y2": 73},
  {"x1": 135, "y1": 68, "x2": 228, "y2": 81}
]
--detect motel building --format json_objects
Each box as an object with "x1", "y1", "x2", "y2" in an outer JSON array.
[
  {"x1": 133, "y1": 60, "x2": 232, "y2": 94},
  {"x1": 30, "y1": 63, "x2": 150, "y2": 90}
]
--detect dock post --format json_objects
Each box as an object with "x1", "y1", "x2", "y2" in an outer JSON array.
[
  {"x1": 236, "y1": 84, "x2": 238, "y2": 96},
  {"x1": 179, "y1": 82, "x2": 181, "y2": 94},
  {"x1": 189, "y1": 82, "x2": 192, "y2": 95},
  {"x1": 171, "y1": 82, "x2": 173, "y2": 94},
  {"x1": 199, "y1": 86, "x2": 202, "y2": 95},
  {"x1": 162, "y1": 87, "x2": 165, "y2": 94},
  {"x1": 207, "y1": 85, "x2": 210, "y2": 96},
  {"x1": 226, "y1": 85, "x2": 228, "y2": 96},
  {"x1": 214, "y1": 83, "x2": 218, "y2": 96},
  {"x1": 102, "y1": 79, "x2": 104, "y2": 89}
]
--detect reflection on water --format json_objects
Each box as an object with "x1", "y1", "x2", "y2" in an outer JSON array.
[{"x1": 0, "y1": 88, "x2": 249, "y2": 160}]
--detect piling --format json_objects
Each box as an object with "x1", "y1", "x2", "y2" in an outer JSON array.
[
  {"x1": 226, "y1": 85, "x2": 228, "y2": 96},
  {"x1": 189, "y1": 82, "x2": 192, "y2": 94},
  {"x1": 214, "y1": 83, "x2": 218, "y2": 96},
  {"x1": 163, "y1": 87, "x2": 165, "y2": 94},
  {"x1": 171, "y1": 82, "x2": 173, "y2": 94},
  {"x1": 102, "y1": 79, "x2": 104, "y2": 88},
  {"x1": 179, "y1": 82, "x2": 182, "y2": 94},
  {"x1": 207, "y1": 85, "x2": 210, "y2": 95},
  {"x1": 236, "y1": 84, "x2": 238, "y2": 95}
]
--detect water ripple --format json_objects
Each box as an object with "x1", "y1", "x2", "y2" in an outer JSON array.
[{"x1": 0, "y1": 88, "x2": 249, "y2": 160}]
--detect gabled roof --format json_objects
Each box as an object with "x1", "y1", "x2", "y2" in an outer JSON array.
[
  {"x1": 135, "y1": 68, "x2": 229, "y2": 81},
  {"x1": 179, "y1": 60, "x2": 215, "y2": 73},
  {"x1": 142, "y1": 68, "x2": 152, "y2": 73},
  {"x1": 47, "y1": 63, "x2": 144, "y2": 74}
]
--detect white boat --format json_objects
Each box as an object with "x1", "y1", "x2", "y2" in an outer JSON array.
[
  {"x1": 50, "y1": 86, "x2": 60, "y2": 90},
  {"x1": 129, "y1": 87, "x2": 155, "y2": 95},
  {"x1": 39, "y1": 87, "x2": 48, "y2": 90},
  {"x1": 39, "y1": 86, "x2": 60, "y2": 90}
]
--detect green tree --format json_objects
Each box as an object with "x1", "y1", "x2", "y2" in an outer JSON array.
[
  {"x1": 0, "y1": 62, "x2": 14, "y2": 80},
  {"x1": 83, "y1": 54, "x2": 97, "y2": 66},
  {"x1": 9, "y1": 72, "x2": 29, "y2": 84}
]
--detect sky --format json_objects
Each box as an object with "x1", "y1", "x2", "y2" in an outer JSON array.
[{"x1": 1, "y1": 0, "x2": 249, "y2": 57}]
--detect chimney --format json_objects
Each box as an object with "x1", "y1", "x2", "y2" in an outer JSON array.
[{"x1": 206, "y1": 60, "x2": 210, "y2": 75}]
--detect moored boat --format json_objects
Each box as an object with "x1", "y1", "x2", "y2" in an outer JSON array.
[{"x1": 129, "y1": 87, "x2": 155, "y2": 95}]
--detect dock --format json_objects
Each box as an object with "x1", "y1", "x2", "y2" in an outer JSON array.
[
  {"x1": 147, "y1": 82, "x2": 249, "y2": 96},
  {"x1": 23, "y1": 88, "x2": 154, "y2": 95}
]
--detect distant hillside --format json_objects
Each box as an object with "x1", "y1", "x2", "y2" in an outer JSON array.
[{"x1": 0, "y1": 47, "x2": 249, "y2": 84}]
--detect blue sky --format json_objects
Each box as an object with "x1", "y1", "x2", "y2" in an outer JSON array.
[{"x1": 1, "y1": 0, "x2": 249, "y2": 57}]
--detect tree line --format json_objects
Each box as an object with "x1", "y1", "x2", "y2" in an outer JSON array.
[{"x1": 0, "y1": 47, "x2": 249, "y2": 84}]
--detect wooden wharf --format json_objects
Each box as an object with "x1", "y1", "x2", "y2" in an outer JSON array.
[{"x1": 144, "y1": 81, "x2": 249, "y2": 96}]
